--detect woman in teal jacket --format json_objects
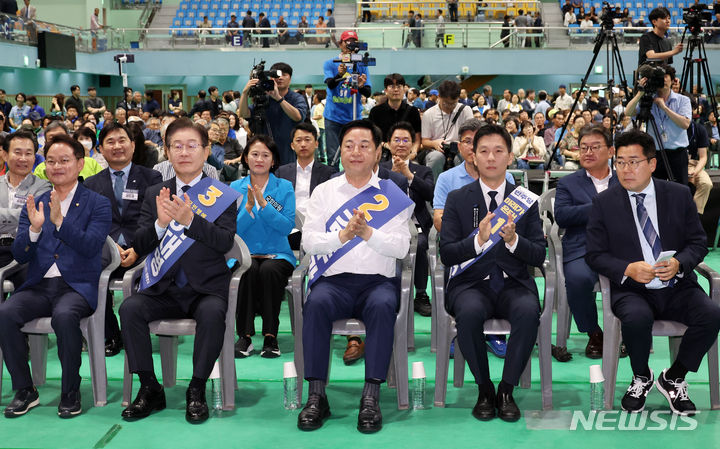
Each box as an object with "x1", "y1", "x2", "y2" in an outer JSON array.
[{"x1": 230, "y1": 135, "x2": 296, "y2": 359}]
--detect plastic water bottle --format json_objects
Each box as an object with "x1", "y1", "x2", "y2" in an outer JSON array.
[
  {"x1": 283, "y1": 362, "x2": 299, "y2": 410},
  {"x1": 209, "y1": 361, "x2": 222, "y2": 415},
  {"x1": 589, "y1": 364, "x2": 604, "y2": 411},
  {"x1": 411, "y1": 361, "x2": 426, "y2": 410}
]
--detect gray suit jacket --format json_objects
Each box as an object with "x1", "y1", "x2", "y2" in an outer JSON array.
[{"x1": 0, "y1": 174, "x2": 51, "y2": 236}]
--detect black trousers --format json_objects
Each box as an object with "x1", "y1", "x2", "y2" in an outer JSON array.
[
  {"x1": 653, "y1": 148, "x2": 689, "y2": 186},
  {"x1": 414, "y1": 230, "x2": 429, "y2": 293},
  {"x1": 563, "y1": 257, "x2": 600, "y2": 333},
  {"x1": 236, "y1": 257, "x2": 294, "y2": 337},
  {"x1": 119, "y1": 284, "x2": 227, "y2": 381},
  {"x1": 611, "y1": 281, "x2": 720, "y2": 375},
  {"x1": 448, "y1": 278, "x2": 540, "y2": 386},
  {"x1": 0, "y1": 278, "x2": 92, "y2": 393}
]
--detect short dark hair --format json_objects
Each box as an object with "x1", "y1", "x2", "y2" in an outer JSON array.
[
  {"x1": 438, "y1": 80, "x2": 460, "y2": 99},
  {"x1": 15, "y1": 92, "x2": 26, "y2": 102},
  {"x1": 649, "y1": 7, "x2": 670, "y2": 23},
  {"x1": 291, "y1": 122, "x2": 318, "y2": 141},
  {"x1": 0, "y1": 89, "x2": 5, "y2": 94},
  {"x1": 305, "y1": 84, "x2": 313, "y2": 89},
  {"x1": 388, "y1": 121, "x2": 416, "y2": 143},
  {"x1": 3, "y1": 130, "x2": 38, "y2": 154},
  {"x1": 242, "y1": 135, "x2": 281, "y2": 172},
  {"x1": 208, "y1": 86, "x2": 218, "y2": 94},
  {"x1": 87, "y1": 86, "x2": 96, "y2": 92},
  {"x1": 45, "y1": 133, "x2": 84, "y2": 159},
  {"x1": 473, "y1": 123, "x2": 513, "y2": 153},
  {"x1": 98, "y1": 121, "x2": 132, "y2": 147},
  {"x1": 578, "y1": 124, "x2": 612, "y2": 147},
  {"x1": 66, "y1": 105, "x2": 79, "y2": 114},
  {"x1": 327, "y1": 8, "x2": 333, "y2": 13},
  {"x1": 384, "y1": 73, "x2": 406, "y2": 88},
  {"x1": 339, "y1": 119, "x2": 382, "y2": 148},
  {"x1": 661, "y1": 63, "x2": 676, "y2": 80},
  {"x1": 198, "y1": 90, "x2": 207, "y2": 99},
  {"x1": 27, "y1": 95, "x2": 38, "y2": 106},
  {"x1": 614, "y1": 129, "x2": 656, "y2": 159},
  {"x1": 73, "y1": 126, "x2": 97, "y2": 149},
  {"x1": 70, "y1": 85, "x2": 80, "y2": 93},
  {"x1": 164, "y1": 117, "x2": 209, "y2": 148},
  {"x1": 538, "y1": 90, "x2": 547, "y2": 101},
  {"x1": 270, "y1": 62, "x2": 293, "y2": 77}
]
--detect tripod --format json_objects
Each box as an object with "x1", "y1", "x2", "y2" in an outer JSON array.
[
  {"x1": 632, "y1": 102, "x2": 676, "y2": 182},
  {"x1": 330, "y1": 60, "x2": 363, "y2": 167},
  {"x1": 554, "y1": 26, "x2": 632, "y2": 159}
]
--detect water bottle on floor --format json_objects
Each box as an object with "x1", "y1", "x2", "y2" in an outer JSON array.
[
  {"x1": 283, "y1": 362, "x2": 299, "y2": 410},
  {"x1": 210, "y1": 361, "x2": 222, "y2": 415},
  {"x1": 411, "y1": 361, "x2": 426, "y2": 410},
  {"x1": 589, "y1": 364, "x2": 604, "y2": 411}
]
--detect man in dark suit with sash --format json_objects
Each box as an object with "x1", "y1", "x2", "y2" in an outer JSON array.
[
  {"x1": 440, "y1": 124, "x2": 545, "y2": 422},
  {"x1": 84, "y1": 122, "x2": 162, "y2": 357},
  {"x1": 119, "y1": 118, "x2": 237, "y2": 424}
]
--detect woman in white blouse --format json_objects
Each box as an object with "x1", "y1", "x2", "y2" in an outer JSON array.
[{"x1": 513, "y1": 120, "x2": 547, "y2": 170}]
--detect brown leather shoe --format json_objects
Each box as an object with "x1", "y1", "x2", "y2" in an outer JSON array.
[
  {"x1": 585, "y1": 330, "x2": 603, "y2": 359},
  {"x1": 343, "y1": 337, "x2": 365, "y2": 365}
]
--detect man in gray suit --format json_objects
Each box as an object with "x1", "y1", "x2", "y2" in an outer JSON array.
[{"x1": 0, "y1": 130, "x2": 51, "y2": 280}]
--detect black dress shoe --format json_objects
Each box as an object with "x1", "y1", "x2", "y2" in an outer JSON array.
[
  {"x1": 58, "y1": 391, "x2": 82, "y2": 418},
  {"x1": 357, "y1": 395, "x2": 382, "y2": 434},
  {"x1": 551, "y1": 345, "x2": 573, "y2": 362},
  {"x1": 105, "y1": 336, "x2": 123, "y2": 357},
  {"x1": 298, "y1": 393, "x2": 331, "y2": 431},
  {"x1": 496, "y1": 391, "x2": 521, "y2": 422},
  {"x1": 471, "y1": 385, "x2": 496, "y2": 421},
  {"x1": 4, "y1": 387, "x2": 39, "y2": 418},
  {"x1": 585, "y1": 330, "x2": 603, "y2": 359},
  {"x1": 122, "y1": 386, "x2": 166, "y2": 420},
  {"x1": 414, "y1": 292, "x2": 432, "y2": 317},
  {"x1": 186, "y1": 387, "x2": 209, "y2": 424}
]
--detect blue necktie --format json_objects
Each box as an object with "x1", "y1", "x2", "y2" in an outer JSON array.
[
  {"x1": 634, "y1": 193, "x2": 674, "y2": 287},
  {"x1": 487, "y1": 191, "x2": 504, "y2": 293},
  {"x1": 113, "y1": 171, "x2": 124, "y2": 215},
  {"x1": 174, "y1": 185, "x2": 191, "y2": 288}
]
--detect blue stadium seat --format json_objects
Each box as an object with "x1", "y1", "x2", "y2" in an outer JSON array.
[
  {"x1": 173, "y1": 18, "x2": 182, "y2": 27},
  {"x1": 177, "y1": 10, "x2": 185, "y2": 17},
  {"x1": 189, "y1": 2, "x2": 199, "y2": 10},
  {"x1": 215, "y1": 18, "x2": 225, "y2": 27},
  {"x1": 187, "y1": 10, "x2": 196, "y2": 18}
]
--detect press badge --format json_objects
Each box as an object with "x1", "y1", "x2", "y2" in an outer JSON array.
[
  {"x1": 12, "y1": 194, "x2": 26, "y2": 207},
  {"x1": 122, "y1": 189, "x2": 139, "y2": 201}
]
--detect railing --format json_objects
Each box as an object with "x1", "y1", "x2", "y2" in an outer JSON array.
[
  {"x1": 137, "y1": 0, "x2": 163, "y2": 42},
  {"x1": 355, "y1": 0, "x2": 543, "y2": 21}
]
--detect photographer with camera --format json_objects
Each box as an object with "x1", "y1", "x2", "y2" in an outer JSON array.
[
  {"x1": 420, "y1": 80, "x2": 473, "y2": 181},
  {"x1": 638, "y1": 7, "x2": 683, "y2": 66},
  {"x1": 239, "y1": 62, "x2": 308, "y2": 166},
  {"x1": 625, "y1": 64, "x2": 692, "y2": 185},
  {"x1": 323, "y1": 30, "x2": 372, "y2": 168}
]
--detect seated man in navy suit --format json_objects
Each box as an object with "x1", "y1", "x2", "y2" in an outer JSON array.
[
  {"x1": 0, "y1": 134, "x2": 111, "y2": 418},
  {"x1": 554, "y1": 125, "x2": 619, "y2": 361},
  {"x1": 84, "y1": 122, "x2": 162, "y2": 357},
  {"x1": 276, "y1": 122, "x2": 337, "y2": 250},
  {"x1": 440, "y1": 124, "x2": 545, "y2": 422},
  {"x1": 586, "y1": 130, "x2": 720, "y2": 416},
  {"x1": 379, "y1": 121, "x2": 434, "y2": 316},
  {"x1": 119, "y1": 118, "x2": 236, "y2": 424}
]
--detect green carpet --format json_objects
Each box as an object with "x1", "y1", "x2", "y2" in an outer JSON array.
[{"x1": 2, "y1": 252, "x2": 720, "y2": 448}]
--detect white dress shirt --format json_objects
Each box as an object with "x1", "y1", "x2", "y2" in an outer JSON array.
[
  {"x1": 587, "y1": 169, "x2": 613, "y2": 193},
  {"x1": 302, "y1": 171, "x2": 413, "y2": 278},
  {"x1": 29, "y1": 182, "x2": 79, "y2": 278},
  {"x1": 295, "y1": 160, "x2": 314, "y2": 217}
]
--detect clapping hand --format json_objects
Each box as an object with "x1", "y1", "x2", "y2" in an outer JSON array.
[
  {"x1": 26, "y1": 194, "x2": 44, "y2": 233},
  {"x1": 49, "y1": 190, "x2": 63, "y2": 228}
]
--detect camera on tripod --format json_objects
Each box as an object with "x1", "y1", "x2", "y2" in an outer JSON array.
[
  {"x1": 682, "y1": 4, "x2": 712, "y2": 35},
  {"x1": 249, "y1": 60, "x2": 282, "y2": 97},
  {"x1": 599, "y1": 1, "x2": 615, "y2": 29},
  {"x1": 637, "y1": 63, "x2": 666, "y2": 92},
  {"x1": 337, "y1": 41, "x2": 377, "y2": 66}
]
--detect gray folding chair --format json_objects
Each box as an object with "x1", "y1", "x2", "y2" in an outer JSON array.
[
  {"x1": 121, "y1": 235, "x2": 251, "y2": 411},
  {"x1": 286, "y1": 210, "x2": 305, "y2": 335},
  {"x1": 599, "y1": 264, "x2": 720, "y2": 410},
  {"x1": 0, "y1": 236, "x2": 120, "y2": 407},
  {"x1": 289, "y1": 235, "x2": 416, "y2": 410},
  {"x1": 433, "y1": 259, "x2": 555, "y2": 410},
  {"x1": 428, "y1": 227, "x2": 439, "y2": 353}
]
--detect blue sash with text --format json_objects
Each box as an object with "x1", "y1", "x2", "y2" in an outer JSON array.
[
  {"x1": 140, "y1": 177, "x2": 241, "y2": 291},
  {"x1": 447, "y1": 186, "x2": 539, "y2": 281},
  {"x1": 307, "y1": 179, "x2": 413, "y2": 287}
]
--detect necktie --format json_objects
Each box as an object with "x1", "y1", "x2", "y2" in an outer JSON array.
[
  {"x1": 487, "y1": 191, "x2": 504, "y2": 293},
  {"x1": 634, "y1": 193, "x2": 674, "y2": 287},
  {"x1": 113, "y1": 171, "x2": 124, "y2": 215},
  {"x1": 174, "y1": 185, "x2": 191, "y2": 288}
]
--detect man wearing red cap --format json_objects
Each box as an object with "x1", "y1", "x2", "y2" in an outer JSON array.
[{"x1": 322, "y1": 30, "x2": 372, "y2": 168}]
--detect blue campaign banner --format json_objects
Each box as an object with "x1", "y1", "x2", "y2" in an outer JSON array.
[
  {"x1": 448, "y1": 186, "x2": 539, "y2": 281},
  {"x1": 139, "y1": 177, "x2": 241, "y2": 291},
  {"x1": 307, "y1": 179, "x2": 413, "y2": 287}
]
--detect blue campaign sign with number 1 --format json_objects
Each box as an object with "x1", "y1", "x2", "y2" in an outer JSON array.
[{"x1": 140, "y1": 177, "x2": 241, "y2": 291}]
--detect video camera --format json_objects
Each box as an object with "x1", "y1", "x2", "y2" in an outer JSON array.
[
  {"x1": 683, "y1": 4, "x2": 712, "y2": 35},
  {"x1": 599, "y1": 1, "x2": 615, "y2": 29},
  {"x1": 637, "y1": 63, "x2": 667, "y2": 92},
  {"x1": 336, "y1": 41, "x2": 377, "y2": 67},
  {"x1": 249, "y1": 60, "x2": 282, "y2": 97}
]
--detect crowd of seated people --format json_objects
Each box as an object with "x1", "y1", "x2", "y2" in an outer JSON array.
[{"x1": 0, "y1": 64, "x2": 717, "y2": 431}]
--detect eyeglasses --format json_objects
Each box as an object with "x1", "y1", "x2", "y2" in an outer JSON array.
[
  {"x1": 579, "y1": 144, "x2": 606, "y2": 154},
  {"x1": 170, "y1": 142, "x2": 203, "y2": 153},
  {"x1": 615, "y1": 158, "x2": 651, "y2": 170},
  {"x1": 391, "y1": 137, "x2": 410, "y2": 144},
  {"x1": 45, "y1": 158, "x2": 77, "y2": 167},
  {"x1": 460, "y1": 138, "x2": 474, "y2": 146}
]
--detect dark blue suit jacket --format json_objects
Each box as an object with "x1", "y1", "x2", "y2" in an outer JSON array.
[
  {"x1": 84, "y1": 163, "x2": 163, "y2": 248},
  {"x1": 380, "y1": 160, "x2": 434, "y2": 232},
  {"x1": 439, "y1": 181, "x2": 546, "y2": 305},
  {"x1": 331, "y1": 166, "x2": 409, "y2": 193},
  {"x1": 585, "y1": 179, "x2": 707, "y2": 293},
  {"x1": 12, "y1": 183, "x2": 112, "y2": 309},
  {"x1": 133, "y1": 177, "x2": 237, "y2": 305},
  {"x1": 554, "y1": 168, "x2": 619, "y2": 262}
]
